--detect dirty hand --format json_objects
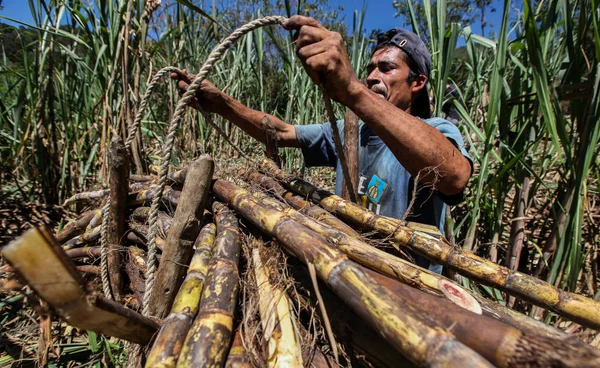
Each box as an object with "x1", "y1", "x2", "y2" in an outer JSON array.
[
  {"x1": 170, "y1": 70, "x2": 224, "y2": 113},
  {"x1": 283, "y1": 15, "x2": 362, "y2": 105}
]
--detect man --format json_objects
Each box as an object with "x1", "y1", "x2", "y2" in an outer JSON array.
[{"x1": 173, "y1": 16, "x2": 472, "y2": 272}]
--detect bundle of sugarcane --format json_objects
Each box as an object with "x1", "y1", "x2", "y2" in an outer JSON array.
[
  {"x1": 4, "y1": 154, "x2": 600, "y2": 368},
  {"x1": 257, "y1": 158, "x2": 600, "y2": 331}
]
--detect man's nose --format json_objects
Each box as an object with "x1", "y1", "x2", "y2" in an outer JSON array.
[{"x1": 366, "y1": 69, "x2": 381, "y2": 87}]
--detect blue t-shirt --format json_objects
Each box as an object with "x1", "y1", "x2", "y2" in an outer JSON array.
[{"x1": 295, "y1": 118, "x2": 471, "y2": 272}]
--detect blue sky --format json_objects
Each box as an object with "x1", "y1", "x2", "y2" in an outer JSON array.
[{"x1": 1, "y1": 0, "x2": 507, "y2": 39}]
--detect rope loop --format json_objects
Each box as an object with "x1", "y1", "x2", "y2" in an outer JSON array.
[{"x1": 141, "y1": 15, "x2": 287, "y2": 316}]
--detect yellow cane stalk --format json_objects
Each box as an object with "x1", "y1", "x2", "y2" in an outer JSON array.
[
  {"x1": 252, "y1": 245, "x2": 303, "y2": 367},
  {"x1": 146, "y1": 223, "x2": 216, "y2": 368}
]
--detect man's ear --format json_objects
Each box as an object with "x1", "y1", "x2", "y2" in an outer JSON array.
[{"x1": 411, "y1": 74, "x2": 428, "y2": 93}]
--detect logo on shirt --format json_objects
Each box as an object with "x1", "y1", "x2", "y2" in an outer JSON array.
[
  {"x1": 366, "y1": 174, "x2": 387, "y2": 204},
  {"x1": 357, "y1": 173, "x2": 388, "y2": 214}
]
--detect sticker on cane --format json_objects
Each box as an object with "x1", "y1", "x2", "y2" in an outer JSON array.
[{"x1": 438, "y1": 279, "x2": 482, "y2": 315}]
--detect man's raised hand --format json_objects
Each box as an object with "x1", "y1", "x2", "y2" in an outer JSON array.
[
  {"x1": 170, "y1": 70, "x2": 224, "y2": 113},
  {"x1": 283, "y1": 15, "x2": 362, "y2": 106}
]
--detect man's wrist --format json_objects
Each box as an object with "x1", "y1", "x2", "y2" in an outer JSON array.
[{"x1": 341, "y1": 80, "x2": 369, "y2": 109}]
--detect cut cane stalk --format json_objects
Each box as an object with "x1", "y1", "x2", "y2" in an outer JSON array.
[
  {"x1": 62, "y1": 225, "x2": 102, "y2": 250},
  {"x1": 65, "y1": 246, "x2": 102, "y2": 260},
  {"x1": 125, "y1": 246, "x2": 147, "y2": 306},
  {"x1": 127, "y1": 187, "x2": 181, "y2": 207},
  {"x1": 55, "y1": 210, "x2": 96, "y2": 244},
  {"x1": 146, "y1": 223, "x2": 216, "y2": 368},
  {"x1": 62, "y1": 183, "x2": 151, "y2": 206},
  {"x1": 149, "y1": 155, "x2": 214, "y2": 319},
  {"x1": 247, "y1": 171, "x2": 359, "y2": 237},
  {"x1": 225, "y1": 329, "x2": 253, "y2": 368},
  {"x1": 1, "y1": 227, "x2": 159, "y2": 344},
  {"x1": 251, "y1": 242, "x2": 303, "y2": 368},
  {"x1": 258, "y1": 158, "x2": 600, "y2": 331},
  {"x1": 177, "y1": 202, "x2": 241, "y2": 368}
]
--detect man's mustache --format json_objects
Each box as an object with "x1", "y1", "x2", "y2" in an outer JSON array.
[{"x1": 370, "y1": 85, "x2": 388, "y2": 97}]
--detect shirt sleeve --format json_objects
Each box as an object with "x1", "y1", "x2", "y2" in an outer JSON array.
[
  {"x1": 294, "y1": 121, "x2": 343, "y2": 168},
  {"x1": 425, "y1": 117, "x2": 473, "y2": 205}
]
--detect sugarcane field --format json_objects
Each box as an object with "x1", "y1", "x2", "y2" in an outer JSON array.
[{"x1": 1, "y1": 0, "x2": 600, "y2": 367}]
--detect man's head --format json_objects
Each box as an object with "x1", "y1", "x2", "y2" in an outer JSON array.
[{"x1": 367, "y1": 28, "x2": 432, "y2": 118}]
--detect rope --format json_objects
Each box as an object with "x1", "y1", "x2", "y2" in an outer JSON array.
[
  {"x1": 142, "y1": 15, "x2": 287, "y2": 316},
  {"x1": 99, "y1": 66, "x2": 182, "y2": 300},
  {"x1": 99, "y1": 203, "x2": 111, "y2": 298}
]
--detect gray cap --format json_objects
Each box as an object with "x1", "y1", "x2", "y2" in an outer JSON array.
[
  {"x1": 375, "y1": 28, "x2": 431, "y2": 78},
  {"x1": 374, "y1": 28, "x2": 432, "y2": 118}
]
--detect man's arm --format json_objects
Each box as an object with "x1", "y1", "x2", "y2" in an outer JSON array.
[
  {"x1": 344, "y1": 87, "x2": 471, "y2": 195},
  {"x1": 283, "y1": 16, "x2": 471, "y2": 196},
  {"x1": 172, "y1": 71, "x2": 300, "y2": 148}
]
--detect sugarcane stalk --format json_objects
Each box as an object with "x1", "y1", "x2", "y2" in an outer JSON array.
[
  {"x1": 150, "y1": 165, "x2": 188, "y2": 184},
  {"x1": 125, "y1": 246, "x2": 147, "y2": 306},
  {"x1": 212, "y1": 179, "x2": 492, "y2": 367},
  {"x1": 248, "y1": 189, "x2": 563, "y2": 337},
  {"x1": 127, "y1": 186, "x2": 181, "y2": 207},
  {"x1": 62, "y1": 225, "x2": 102, "y2": 250},
  {"x1": 367, "y1": 268, "x2": 600, "y2": 367},
  {"x1": 286, "y1": 259, "x2": 412, "y2": 368},
  {"x1": 225, "y1": 329, "x2": 253, "y2": 368},
  {"x1": 2, "y1": 227, "x2": 159, "y2": 344},
  {"x1": 131, "y1": 208, "x2": 173, "y2": 233},
  {"x1": 129, "y1": 223, "x2": 167, "y2": 250},
  {"x1": 249, "y1": 191, "x2": 475, "y2": 307},
  {"x1": 55, "y1": 210, "x2": 96, "y2": 244},
  {"x1": 341, "y1": 108, "x2": 359, "y2": 202},
  {"x1": 247, "y1": 171, "x2": 359, "y2": 237},
  {"x1": 168, "y1": 169, "x2": 188, "y2": 184},
  {"x1": 148, "y1": 155, "x2": 214, "y2": 319},
  {"x1": 76, "y1": 265, "x2": 100, "y2": 275},
  {"x1": 107, "y1": 137, "x2": 129, "y2": 300},
  {"x1": 130, "y1": 174, "x2": 156, "y2": 182},
  {"x1": 177, "y1": 202, "x2": 241, "y2": 368},
  {"x1": 62, "y1": 189, "x2": 109, "y2": 206},
  {"x1": 86, "y1": 208, "x2": 104, "y2": 231},
  {"x1": 146, "y1": 223, "x2": 216, "y2": 368},
  {"x1": 62, "y1": 182, "x2": 152, "y2": 206},
  {"x1": 65, "y1": 246, "x2": 102, "y2": 260},
  {"x1": 259, "y1": 158, "x2": 600, "y2": 330},
  {"x1": 251, "y1": 241, "x2": 303, "y2": 368}
]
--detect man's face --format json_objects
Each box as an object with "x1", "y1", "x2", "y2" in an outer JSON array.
[{"x1": 366, "y1": 46, "x2": 423, "y2": 110}]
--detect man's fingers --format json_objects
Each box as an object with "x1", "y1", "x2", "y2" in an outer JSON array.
[
  {"x1": 177, "y1": 80, "x2": 189, "y2": 92},
  {"x1": 283, "y1": 15, "x2": 325, "y2": 31},
  {"x1": 295, "y1": 25, "x2": 329, "y2": 49},
  {"x1": 296, "y1": 42, "x2": 330, "y2": 62}
]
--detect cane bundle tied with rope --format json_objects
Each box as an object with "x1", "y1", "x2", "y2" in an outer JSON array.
[
  {"x1": 36, "y1": 13, "x2": 597, "y2": 368},
  {"x1": 99, "y1": 15, "x2": 355, "y2": 318}
]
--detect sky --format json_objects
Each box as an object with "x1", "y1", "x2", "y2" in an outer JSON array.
[{"x1": 1, "y1": 0, "x2": 507, "y2": 40}]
